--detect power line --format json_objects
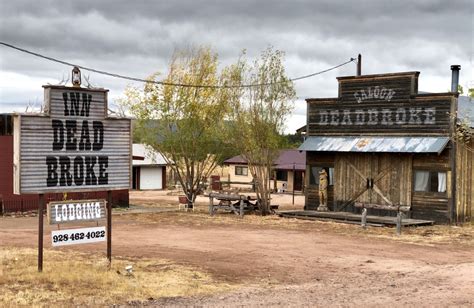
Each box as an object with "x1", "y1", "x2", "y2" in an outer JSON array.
[{"x1": 0, "y1": 41, "x2": 356, "y2": 89}]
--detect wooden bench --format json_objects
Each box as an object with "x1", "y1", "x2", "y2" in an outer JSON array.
[
  {"x1": 354, "y1": 202, "x2": 411, "y2": 235},
  {"x1": 208, "y1": 192, "x2": 256, "y2": 217}
]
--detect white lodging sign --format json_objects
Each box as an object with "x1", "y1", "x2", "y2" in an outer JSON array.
[
  {"x1": 47, "y1": 200, "x2": 106, "y2": 225},
  {"x1": 51, "y1": 226, "x2": 106, "y2": 247},
  {"x1": 13, "y1": 85, "x2": 131, "y2": 194}
]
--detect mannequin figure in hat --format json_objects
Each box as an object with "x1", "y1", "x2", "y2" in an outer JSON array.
[{"x1": 317, "y1": 169, "x2": 329, "y2": 211}]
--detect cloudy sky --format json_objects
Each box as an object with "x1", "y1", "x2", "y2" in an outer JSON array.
[{"x1": 0, "y1": 0, "x2": 472, "y2": 133}]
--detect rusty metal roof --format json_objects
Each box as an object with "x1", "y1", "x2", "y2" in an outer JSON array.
[{"x1": 299, "y1": 136, "x2": 449, "y2": 154}]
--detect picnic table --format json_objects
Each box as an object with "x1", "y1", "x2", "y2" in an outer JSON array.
[{"x1": 207, "y1": 192, "x2": 258, "y2": 217}]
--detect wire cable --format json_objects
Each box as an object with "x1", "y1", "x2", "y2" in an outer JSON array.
[{"x1": 0, "y1": 41, "x2": 356, "y2": 89}]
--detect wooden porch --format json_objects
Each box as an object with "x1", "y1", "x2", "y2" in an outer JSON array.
[{"x1": 279, "y1": 210, "x2": 435, "y2": 227}]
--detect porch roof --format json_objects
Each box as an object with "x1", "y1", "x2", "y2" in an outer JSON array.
[{"x1": 299, "y1": 136, "x2": 449, "y2": 154}]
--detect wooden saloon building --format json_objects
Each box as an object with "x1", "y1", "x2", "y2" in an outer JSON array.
[{"x1": 299, "y1": 66, "x2": 473, "y2": 224}]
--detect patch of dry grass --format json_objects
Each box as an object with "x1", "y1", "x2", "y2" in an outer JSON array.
[
  {"x1": 379, "y1": 224, "x2": 474, "y2": 246},
  {"x1": 126, "y1": 209, "x2": 474, "y2": 247},
  {"x1": 127, "y1": 208, "x2": 309, "y2": 229},
  {"x1": 0, "y1": 247, "x2": 233, "y2": 306},
  {"x1": 314, "y1": 218, "x2": 474, "y2": 246}
]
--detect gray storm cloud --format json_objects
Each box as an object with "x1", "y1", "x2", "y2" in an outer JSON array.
[{"x1": 0, "y1": 0, "x2": 472, "y2": 132}]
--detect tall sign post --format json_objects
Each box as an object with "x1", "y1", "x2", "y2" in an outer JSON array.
[
  {"x1": 38, "y1": 194, "x2": 44, "y2": 272},
  {"x1": 13, "y1": 68, "x2": 131, "y2": 272},
  {"x1": 107, "y1": 190, "x2": 112, "y2": 263}
]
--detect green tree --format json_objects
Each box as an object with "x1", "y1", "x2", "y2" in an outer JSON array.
[
  {"x1": 468, "y1": 87, "x2": 474, "y2": 98},
  {"x1": 282, "y1": 133, "x2": 304, "y2": 148},
  {"x1": 122, "y1": 47, "x2": 237, "y2": 208},
  {"x1": 229, "y1": 48, "x2": 296, "y2": 215},
  {"x1": 454, "y1": 85, "x2": 474, "y2": 98}
]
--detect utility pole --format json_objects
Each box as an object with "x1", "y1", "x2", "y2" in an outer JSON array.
[{"x1": 357, "y1": 54, "x2": 362, "y2": 76}]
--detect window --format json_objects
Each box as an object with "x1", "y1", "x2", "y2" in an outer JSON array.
[
  {"x1": 235, "y1": 166, "x2": 248, "y2": 176},
  {"x1": 309, "y1": 166, "x2": 334, "y2": 186},
  {"x1": 0, "y1": 114, "x2": 13, "y2": 136},
  {"x1": 413, "y1": 170, "x2": 446, "y2": 193},
  {"x1": 276, "y1": 170, "x2": 288, "y2": 181}
]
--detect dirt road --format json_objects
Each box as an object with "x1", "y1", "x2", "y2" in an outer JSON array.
[{"x1": 1, "y1": 191, "x2": 473, "y2": 306}]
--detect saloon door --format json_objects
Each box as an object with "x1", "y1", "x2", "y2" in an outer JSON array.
[{"x1": 334, "y1": 153, "x2": 412, "y2": 213}]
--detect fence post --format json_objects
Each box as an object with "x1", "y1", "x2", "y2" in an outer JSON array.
[
  {"x1": 396, "y1": 212, "x2": 403, "y2": 236},
  {"x1": 361, "y1": 208, "x2": 367, "y2": 229},
  {"x1": 239, "y1": 198, "x2": 244, "y2": 217},
  {"x1": 209, "y1": 196, "x2": 214, "y2": 216}
]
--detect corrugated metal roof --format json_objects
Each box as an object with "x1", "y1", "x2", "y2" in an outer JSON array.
[
  {"x1": 133, "y1": 144, "x2": 167, "y2": 166},
  {"x1": 299, "y1": 136, "x2": 449, "y2": 154}
]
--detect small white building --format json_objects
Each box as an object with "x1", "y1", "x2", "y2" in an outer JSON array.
[{"x1": 132, "y1": 144, "x2": 167, "y2": 190}]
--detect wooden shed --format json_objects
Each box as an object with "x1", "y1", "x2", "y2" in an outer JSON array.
[{"x1": 299, "y1": 69, "x2": 473, "y2": 224}]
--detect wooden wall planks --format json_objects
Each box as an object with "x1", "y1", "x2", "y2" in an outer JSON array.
[
  {"x1": 337, "y1": 74, "x2": 417, "y2": 102},
  {"x1": 455, "y1": 139, "x2": 474, "y2": 222}
]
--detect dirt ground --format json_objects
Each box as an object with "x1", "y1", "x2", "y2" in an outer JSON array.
[{"x1": 1, "y1": 190, "x2": 473, "y2": 307}]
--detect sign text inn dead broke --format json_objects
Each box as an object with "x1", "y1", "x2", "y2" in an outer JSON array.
[
  {"x1": 13, "y1": 85, "x2": 131, "y2": 194},
  {"x1": 47, "y1": 92, "x2": 108, "y2": 187}
]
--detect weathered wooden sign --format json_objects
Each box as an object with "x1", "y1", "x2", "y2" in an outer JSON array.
[
  {"x1": 307, "y1": 71, "x2": 455, "y2": 135},
  {"x1": 337, "y1": 72, "x2": 419, "y2": 102},
  {"x1": 307, "y1": 97, "x2": 452, "y2": 136},
  {"x1": 13, "y1": 85, "x2": 131, "y2": 194},
  {"x1": 51, "y1": 226, "x2": 106, "y2": 247},
  {"x1": 47, "y1": 200, "x2": 106, "y2": 225}
]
